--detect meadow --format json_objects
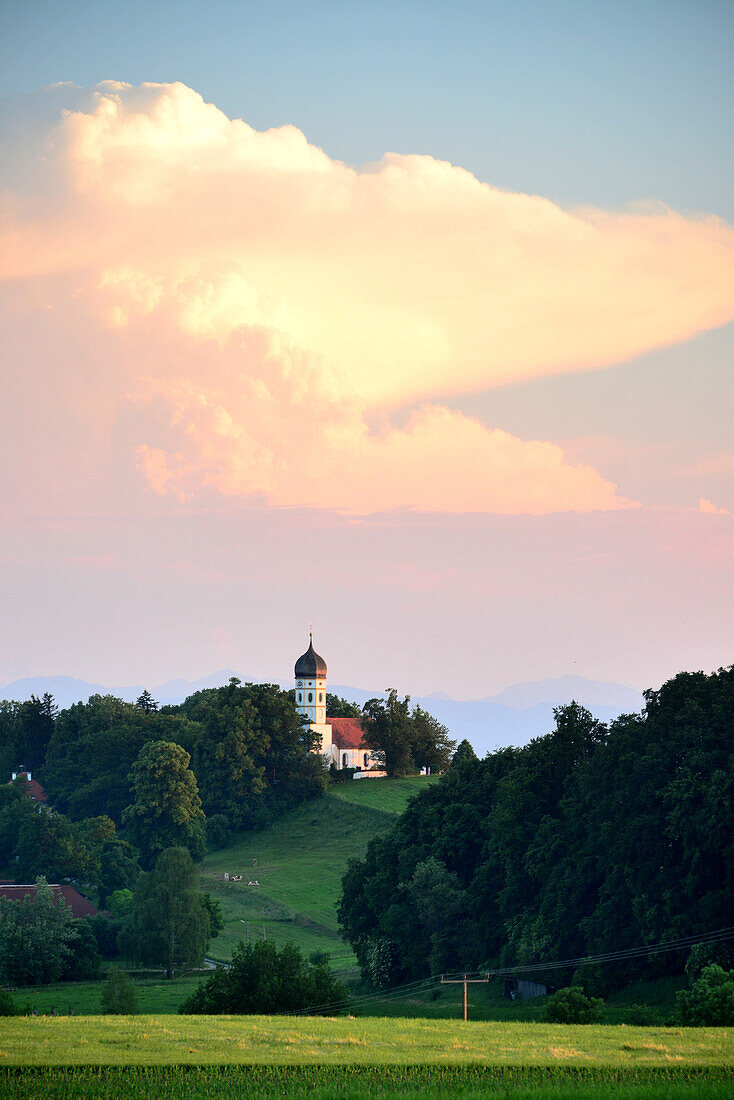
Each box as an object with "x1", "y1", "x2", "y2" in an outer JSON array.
[
  {"x1": 0, "y1": 1014, "x2": 731, "y2": 1066},
  {"x1": 199, "y1": 778, "x2": 435, "y2": 966}
]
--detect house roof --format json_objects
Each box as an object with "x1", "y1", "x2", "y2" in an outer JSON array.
[
  {"x1": 20, "y1": 777, "x2": 47, "y2": 803},
  {"x1": 0, "y1": 883, "x2": 98, "y2": 919},
  {"x1": 328, "y1": 716, "x2": 368, "y2": 750}
]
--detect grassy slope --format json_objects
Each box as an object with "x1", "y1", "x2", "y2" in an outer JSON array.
[
  {"x1": 0, "y1": 1016, "x2": 731, "y2": 1067},
  {"x1": 199, "y1": 778, "x2": 435, "y2": 965}
]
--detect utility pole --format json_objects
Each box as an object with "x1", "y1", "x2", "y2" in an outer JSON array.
[{"x1": 440, "y1": 973, "x2": 490, "y2": 1020}]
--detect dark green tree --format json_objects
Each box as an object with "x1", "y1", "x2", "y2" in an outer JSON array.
[
  {"x1": 410, "y1": 705, "x2": 455, "y2": 773},
  {"x1": 42, "y1": 694, "x2": 198, "y2": 823},
  {"x1": 179, "y1": 939, "x2": 345, "y2": 1014},
  {"x1": 0, "y1": 877, "x2": 79, "y2": 985},
  {"x1": 362, "y1": 689, "x2": 415, "y2": 776},
  {"x1": 122, "y1": 741, "x2": 205, "y2": 865},
  {"x1": 325, "y1": 694, "x2": 362, "y2": 718},
  {"x1": 136, "y1": 690, "x2": 159, "y2": 714},
  {"x1": 118, "y1": 847, "x2": 210, "y2": 979},
  {"x1": 176, "y1": 681, "x2": 327, "y2": 831},
  {"x1": 202, "y1": 893, "x2": 224, "y2": 939}
]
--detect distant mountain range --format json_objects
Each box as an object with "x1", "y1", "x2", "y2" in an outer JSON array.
[{"x1": 0, "y1": 672, "x2": 644, "y2": 756}]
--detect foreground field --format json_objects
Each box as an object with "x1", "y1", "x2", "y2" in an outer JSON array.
[
  {"x1": 0, "y1": 1015, "x2": 731, "y2": 1067},
  {"x1": 0, "y1": 1066, "x2": 731, "y2": 1100},
  {"x1": 198, "y1": 780, "x2": 436, "y2": 965}
]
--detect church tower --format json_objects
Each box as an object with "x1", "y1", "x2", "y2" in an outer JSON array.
[{"x1": 295, "y1": 633, "x2": 332, "y2": 758}]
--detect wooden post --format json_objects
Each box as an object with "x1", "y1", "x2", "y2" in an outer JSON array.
[{"x1": 463, "y1": 975, "x2": 468, "y2": 1022}]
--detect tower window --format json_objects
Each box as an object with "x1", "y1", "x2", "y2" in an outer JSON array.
[
  {"x1": 297, "y1": 693, "x2": 302, "y2": 702},
  {"x1": 319, "y1": 693, "x2": 323, "y2": 702},
  {"x1": 308, "y1": 692, "x2": 313, "y2": 703}
]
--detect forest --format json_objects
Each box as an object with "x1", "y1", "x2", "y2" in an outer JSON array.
[{"x1": 338, "y1": 667, "x2": 734, "y2": 994}]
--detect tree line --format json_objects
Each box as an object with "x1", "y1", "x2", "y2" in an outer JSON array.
[{"x1": 338, "y1": 667, "x2": 734, "y2": 995}]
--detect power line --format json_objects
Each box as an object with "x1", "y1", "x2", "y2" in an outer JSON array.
[{"x1": 286, "y1": 924, "x2": 734, "y2": 1017}]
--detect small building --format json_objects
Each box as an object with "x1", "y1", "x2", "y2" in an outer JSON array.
[
  {"x1": 0, "y1": 882, "x2": 98, "y2": 919},
  {"x1": 294, "y1": 635, "x2": 380, "y2": 773},
  {"x1": 503, "y1": 977, "x2": 548, "y2": 1000},
  {"x1": 9, "y1": 769, "x2": 48, "y2": 806}
]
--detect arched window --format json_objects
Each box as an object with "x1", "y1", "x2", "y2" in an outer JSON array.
[
  {"x1": 308, "y1": 692, "x2": 313, "y2": 702},
  {"x1": 297, "y1": 693, "x2": 302, "y2": 702},
  {"x1": 319, "y1": 693, "x2": 323, "y2": 702},
  {"x1": 364, "y1": 753, "x2": 369, "y2": 768},
  {"x1": 342, "y1": 753, "x2": 348, "y2": 768}
]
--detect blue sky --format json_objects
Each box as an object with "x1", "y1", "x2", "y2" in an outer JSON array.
[{"x1": 2, "y1": 0, "x2": 732, "y2": 215}]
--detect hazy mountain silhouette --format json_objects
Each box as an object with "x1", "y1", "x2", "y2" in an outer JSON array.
[{"x1": 0, "y1": 671, "x2": 643, "y2": 755}]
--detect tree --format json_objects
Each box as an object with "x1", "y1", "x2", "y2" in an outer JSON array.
[
  {"x1": 361, "y1": 691, "x2": 455, "y2": 777},
  {"x1": 179, "y1": 939, "x2": 345, "y2": 1014},
  {"x1": 452, "y1": 739, "x2": 478, "y2": 768},
  {"x1": 407, "y1": 856, "x2": 468, "y2": 973},
  {"x1": 0, "y1": 877, "x2": 79, "y2": 985},
  {"x1": 122, "y1": 741, "x2": 205, "y2": 865},
  {"x1": 338, "y1": 670, "x2": 734, "y2": 987},
  {"x1": 41, "y1": 694, "x2": 198, "y2": 823},
  {"x1": 676, "y1": 965, "x2": 734, "y2": 1026},
  {"x1": 118, "y1": 847, "x2": 210, "y2": 979},
  {"x1": 100, "y1": 967, "x2": 138, "y2": 1014},
  {"x1": 325, "y1": 694, "x2": 362, "y2": 718},
  {"x1": 410, "y1": 705, "x2": 455, "y2": 773},
  {"x1": 201, "y1": 893, "x2": 224, "y2": 939},
  {"x1": 64, "y1": 918, "x2": 101, "y2": 980},
  {"x1": 136, "y1": 690, "x2": 158, "y2": 714},
  {"x1": 176, "y1": 681, "x2": 327, "y2": 832},
  {"x1": 362, "y1": 690, "x2": 415, "y2": 776}
]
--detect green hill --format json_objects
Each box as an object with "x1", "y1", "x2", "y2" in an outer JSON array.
[{"x1": 199, "y1": 777, "x2": 437, "y2": 967}]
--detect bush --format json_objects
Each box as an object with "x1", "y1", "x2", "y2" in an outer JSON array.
[
  {"x1": 0, "y1": 989, "x2": 18, "y2": 1016},
  {"x1": 676, "y1": 964, "x2": 734, "y2": 1026},
  {"x1": 179, "y1": 939, "x2": 345, "y2": 1015},
  {"x1": 100, "y1": 967, "x2": 138, "y2": 1014},
  {"x1": 622, "y1": 1003, "x2": 658, "y2": 1026},
  {"x1": 543, "y1": 986, "x2": 604, "y2": 1023}
]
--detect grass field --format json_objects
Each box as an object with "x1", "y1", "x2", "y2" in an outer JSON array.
[
  {"x1": 0, "y1": 1016, "x2": 731, "y2": 1067},
  {"x1": 198, "y1": 779, "x2": 436, "y2": 966},
  {"x1": 329, "y1": 776, "x2": 439, "y2": 814}
]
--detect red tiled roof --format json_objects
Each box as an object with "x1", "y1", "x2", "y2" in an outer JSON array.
[
  {"x1": 22, "y1": 777, "x2": 47, "y2": 803},
  {"x1": 328, "y1": 716, "x2": 368, "y2": 749},
  {"x1": 7, "y1": 773, "x2": 48, "y2": 803},
  {"x1": 0, "y1": 883, "x2": 98, "y2": 919}
]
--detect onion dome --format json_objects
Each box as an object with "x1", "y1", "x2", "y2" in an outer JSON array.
[{"x1": 294, "y1": 633, "x2": 327, "y2": 679}]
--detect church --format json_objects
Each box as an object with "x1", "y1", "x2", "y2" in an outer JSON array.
[{"x1": 294, "y1": 634, "x2": 381, "y2": 775}]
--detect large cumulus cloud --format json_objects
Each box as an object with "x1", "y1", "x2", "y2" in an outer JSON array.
[{"x1": 1, "y1": 81, "x2": 732, "y2": 514}]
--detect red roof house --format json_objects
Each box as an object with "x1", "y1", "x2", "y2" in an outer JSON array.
[
  {"x1": 0, "y1": 883, "x2": 98, "y2": 919},
  {"x1": 9, "y1": 770, "x2": 48, "y2": 804},
  {"x1": 328, "y1": 717, "x2": 368, "y2": 750}
]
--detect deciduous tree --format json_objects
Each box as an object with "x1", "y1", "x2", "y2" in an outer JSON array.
[{"x1": 122, "y1": 741, "x2": 205, "y2": 865}]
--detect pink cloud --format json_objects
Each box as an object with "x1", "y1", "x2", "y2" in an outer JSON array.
[
  {"x1": 699, "y1": 497, "x2": 730, "y2": 515},
  {"x1": 1, "y1": 82, "x2": 732, "y2": 515}
]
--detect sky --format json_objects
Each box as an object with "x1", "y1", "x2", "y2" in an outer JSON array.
[{"x1": 0, "y1": 1, "x2": 732, "y2": 699}]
